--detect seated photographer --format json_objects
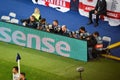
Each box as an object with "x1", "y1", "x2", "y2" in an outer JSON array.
[
  {"x1": 78, "y1": 27, "x2": 90, "y2": 40},
  {"x1": 86, "y1": 35, "x2": 97, "y2": 59},
  {"x1": 58, "y1": 25, "x2": 69, "y2": 37},
  {"x1": 49, "y1": 20, "x2": 60, "y2": 33},
  {"x1": 87, "y1": 31, "x2": 103, "y2": 59},
  {"x1": 92, "y1": 31, "x2": 103, "y2": 58},
  {"x1": 93, "y1": 32, "x2": 102, "y2": 45},
  {"x1": 37, "y1": 18, "x2": 48, "y2": 31},
  {"x1": 21, "y1": 15, "x2": 37, "y2": 29}
]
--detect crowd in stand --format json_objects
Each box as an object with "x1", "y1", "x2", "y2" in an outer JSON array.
[{"x1": 20, "y1": 8, "x2": 103, "y2": 60}]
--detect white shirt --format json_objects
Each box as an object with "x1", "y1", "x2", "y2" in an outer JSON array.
[{"x1": 13, "y1": 73, "x2": 19, "y2": 80}]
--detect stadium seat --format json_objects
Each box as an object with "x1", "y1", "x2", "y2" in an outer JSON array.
[
  {"x1": 9, "y1": 12, "x2": 16, "y2": 18},
  {"x1": 10, "y1": 18, "x2": 19, "y2": 24},
  {"x1": 102, "y1": 36, "x2": 111, "y2": 54},
  {"x1": 1, "y1": 15, "x2": 10, "y2": 22}
]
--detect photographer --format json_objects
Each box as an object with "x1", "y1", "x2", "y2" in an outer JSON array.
[
  {"x1": 86, "y1": 35, "x2": 97, "y2": 59},
  {"x1": 92, "y1": 31, "x2": 103, "y2": 58},
  {"x1": 58, "y1": 25, "x2": 70, "y2": 37},
  {"x1": 87, "y1": 31, "x2": 103, "y2": 59},
  {"x1": 49, "y1": 20, "x2": 60, "y2": 33},
  {"x1": 78, "y1": 26, "x2": 90, "y2": 40},
  {"x1": 21, "y1": 15, "x2": 37, "y2": 29},
  {"x1": 37, "y1": 18, "x2": 48, "y2": 31}
]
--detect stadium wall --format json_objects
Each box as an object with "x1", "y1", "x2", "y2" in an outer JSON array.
[{"x1": 0, "y1": 21, "x2": 88, "y2": 62}]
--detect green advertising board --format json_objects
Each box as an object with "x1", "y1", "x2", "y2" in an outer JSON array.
[{"x1": 0, "y1": 21, "x2": 87, "y2": 61}]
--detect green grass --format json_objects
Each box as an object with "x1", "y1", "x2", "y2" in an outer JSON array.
[{"x1": 0, "y1": 41, "x2": 120, "y2": 80}]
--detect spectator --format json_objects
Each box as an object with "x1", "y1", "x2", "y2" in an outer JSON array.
[
  {"x1": 79, "y1": 26, "x2": 90, "y2": 40},
  {"x1": 12, "y1": 66, "x2": 19, "y2": 80},
  {"x1": 87, "y1": 0, "x2": 107, "y2": 27},
  {"x1": 18, "y1": 72, "x2": 26, "y2": 80},
  {"x1": 32, "y1": 8, "x2": 41, "y2": 21},
  {"x1": 21, "y1": 16, "x2": 37, "y2": 29},
  {"x1": 49, "y1": 20, "x2": 60, "y2": 33},
  {"x1": 58, "y1": 25, "x2": 69, "y2": 37}
]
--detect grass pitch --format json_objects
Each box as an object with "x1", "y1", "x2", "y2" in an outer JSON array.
[{"x1": 0, "y1": 41, "x2": 120, "y2": 80}]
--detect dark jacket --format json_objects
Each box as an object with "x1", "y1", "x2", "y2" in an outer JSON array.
[
  {"x1": 49, "y1": 25, "x2": 59, "y2": 33},
  {"x1": 87, "y1": 35, "x2": 97, "y2": 47},
  {"x1": 21, "y1": 19, "x2": 37, "y2": 29},
  {"x1": 95, "y1": 0, "x2": 107, "y2": 15},
  {"x1": 58, "y1": 28, "x2": 70, "y2": 37}
]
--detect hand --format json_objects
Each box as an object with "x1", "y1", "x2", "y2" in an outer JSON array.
[
  {"x1": 86, "y1": 37, "x2": 90, "y2": 40},
  {"x1": 23, "y1": 22, "x2": 27, "y2": 26},
  {"x1": 94, "y1": 10, "x2": 98, "y2": 14},
  {"x1": 46, "y1": 29, "x2": 50, "y2": 32}
]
